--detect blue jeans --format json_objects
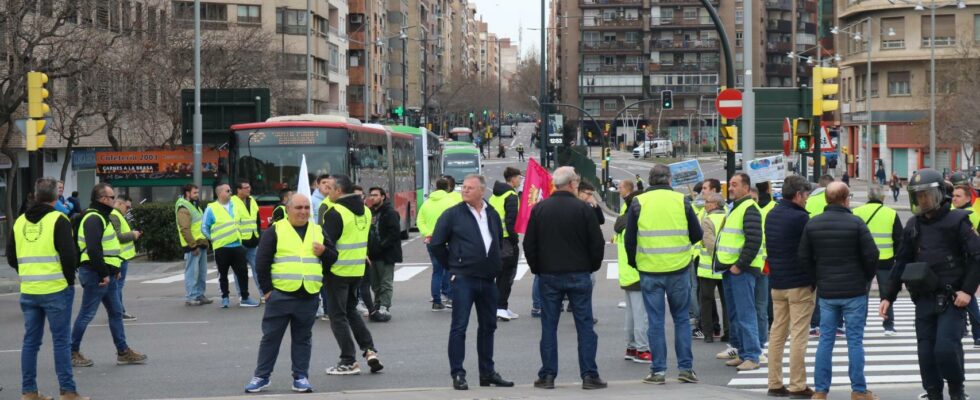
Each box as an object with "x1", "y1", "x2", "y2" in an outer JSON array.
[
  {"x1": 72, "y1": 267, "x2": 129, "y2": 353},
  {"x1": 184, "y1": 250, "x2": 208, "y2": 301},
  {"x1": 814, "y1": 295, "x2": 869, "y2": 394},
  {"x1": 448, "y1": 274, "x2": 498, "y2": 378},
  {"x1": 640, "y1": 270, "x2": 693, "y2": 374},
  {"x1": 428, "y1": 245, "x2": 451, "y2": 304},
  {"x1": 728, "y1": 271, "x2": 761, "y2": 362},
  {"x1": 755, "y1": 274, "x2": 769, "y2": 346},
  {"x1": 117, "y1": 260, "x2": 129, "y2": 313},
  {"x1": 722, "y1": 273, "x2": 741, "y2": 350},
  {"x1": 537, "y1": 273, "x2": 598, "y2": 379},
  {"x1": 532, "y1": 275, "x2": 541, "y2": 310},
  {"x1": 21, "y1": 286, "x2": 76, "y2": 393},
  {"x1": 245, "y1": 246, "x2": 260, "y2": 292}
]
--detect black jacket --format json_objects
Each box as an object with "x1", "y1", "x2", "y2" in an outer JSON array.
[
  {"x1": 255, "y1": 221, "x2": 338, "y2": 298},
  {"x1": 430, "y1": 200, "x2": 504, "y2": 279},
  {"x1": 368, "y1": 200, "x2": 403, "y2": 264},
  {"x1": 799, "y1": 204, "x2": 880, "y2": 299},
  {"x1": 6, "y1": 203, "x2": 78, "y2": 286},
  {"x1": 524, "y1": 191, "x2": 605, "y2": 275},
  {"x1": 765, "y1": 199, "x2": 813, "y2": 290},
  {"x1": 624, "y1": 185, "x2": 703, "y2": 274},
  {"x1": 80, "y1": 202, "x2": 119, "y2": 278},
  {"x1": 492, "y1": 181, "x2": 520, "y2": 244}
]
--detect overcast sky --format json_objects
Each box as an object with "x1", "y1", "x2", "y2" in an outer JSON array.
[{"x1": 471, "y1": 0, "x2": 547, "y2": 57}]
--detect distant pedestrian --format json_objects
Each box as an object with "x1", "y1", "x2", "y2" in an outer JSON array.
[
  {"x1": 613, "y1": 180, "x2": 649, "y2": 362},
  {"x1": 497, "y1": 143, "x2": 506, "y2": 159},
  {"x1": 176, "y1": 184, "x2": 212, "y2": 306},
  {"x1": 68, "y1": 191, "x2": 82, "y2": 218},
  {"x1": 524, "y1": 167, "x2": 607, "y2": 390},
  {"x1": 890, "y1": 172, "x2": 902, "y2": 202},
  {"x1": 763, "y1": 175, "x2": 815, "y2": 398},
  {"x1": 71, "y1": 183, "x2": 148, "y2": 369},
  {"x1": 624, "y1": 164, "x2": 702, "y2": 384},
  {"x1": 244, "y1": 194, "x2": 337, "y2": 394},
  {"x1": 54, "y1": 181, "x2": 73, "y2": 216},
  {"x1": 9, "y1": 177, "x2": 86, "y2": 400},
  {"x1": 366, "y1": 187, "x2": 402, "y2": 322},
  {"x1": 634, "y1": 174, "x2": 645, "y2": 191},
  {"x1": 417, "y1": 177, "x2": 461, "y2": 311},
  {"x1": 516, "y1": 144, "x2": 525, "y2": 162},
  {"x1": 799, "y1": 182, "x2": 880, "y2": 400},
  {"x1": 876, "y1": 165, "x2": 887, "y2": 185},
  {"x1": 110, "y1": 194, "x2": 141, "y2": 321},
  {"x1": 577, "y1": 181, "x2": 604, "y2": 225},
  {"x1": 203, "y1": 183, "x2": 259, "y2": 308},
  {"x1": 430, "y1": 174, "x2": 513, "y2": 390},
  {"x1": 271, "y1": 188, "x2": 292, "y2": 224}
]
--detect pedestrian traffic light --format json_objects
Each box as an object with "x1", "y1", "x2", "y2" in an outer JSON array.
[
  {"x1": 720, "y1": 125, "x2": 737, "y2": 152},
  {"x1": 793, "y1": 118, "x2": 812, "y2": 153},
  {"x1": 394, "y1": 106, "x2": 404, "y2": 118},
  {"x1": 661, "y1": 90, "x2": 673, "y2": 110},
  {"x1": 483, "y1": 109, "x2": 488, "y2": 117},
  {"x1": 603, "y1": 147, "x2": 611, "y2": 161},
  {"x1": 27, "y1": 71, "x2": 50, "y2": 119},
  {"x1": 811, "y1": 67, "x2": 840, "y2": 116}
]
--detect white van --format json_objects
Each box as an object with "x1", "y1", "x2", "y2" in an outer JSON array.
[{"x1": 633, "y1": 139, "x2": 673, "y2": 158}]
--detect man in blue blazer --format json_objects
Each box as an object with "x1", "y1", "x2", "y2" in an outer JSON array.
[{"x1": 431, "y1": 174, "x2": 514, "y2": 391}]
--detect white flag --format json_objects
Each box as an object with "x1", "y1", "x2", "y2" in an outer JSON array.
[{"x1": 296, "y1": 154, "x2": 311, "y2": 203}]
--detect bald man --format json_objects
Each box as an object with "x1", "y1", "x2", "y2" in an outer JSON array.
[{"x1": 799, "y1": 182, "x2": 880, "y2": 400}]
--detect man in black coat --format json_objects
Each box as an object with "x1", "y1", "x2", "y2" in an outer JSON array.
[
  {"x1": 366, "y1": 187, "x2": 402, "y2": 322},
  {"x1": 799, "y1": 182, "x2": 879, "y2": 400},
  {"x1": 430, "y1": 174, "x2": 513, "y2": 391},
  {"x1": 524, "y1": 167, "x2": 607, "y2": 390}
]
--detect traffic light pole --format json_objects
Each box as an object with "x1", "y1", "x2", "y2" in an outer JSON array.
[
  {"x1": 541, "y1": 102, "x2": 603, "y2": 187},
  {"x1": 699, "y1": 0, "x2": 736, "y2": 191}
]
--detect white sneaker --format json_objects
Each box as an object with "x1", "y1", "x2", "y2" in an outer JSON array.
[
  {"x1": 496, "y1": 309, "x2": 512, "y2": 321},
  {"x1": 716, "y1": 346, "x2": 738, "y2": 359},
  {"x1": 758, "y1": 354, "x2": 768, "y2": 364},
  {"x1": 506, "y1": 309, "x2": 519, "y2": 319},
  {"x1": 617, "y1": 301, "x2": 627, "y2": 309},
  {"x1": 884, "y1": 328, "x2": 898, "y2": 336},
  {"x1": 356, "y1": 301, "x2": 369, "y2": 317}
]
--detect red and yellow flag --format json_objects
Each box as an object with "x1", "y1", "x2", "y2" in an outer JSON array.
[{"x1": 515, "y1": 158, "x2": 553, "y2": 234}]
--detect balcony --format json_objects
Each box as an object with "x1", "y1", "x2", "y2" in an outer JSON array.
[
  {"x1": 765, "y1": 63, "x2": 792, "y2": 76},
  {"x1": 580, "y1": 85, "x2": 644, "y2": 95},
  {"x1": 766, "y1": 20, "x2": 792, "y2": 33},
  {"x1": 648, "y1": 85, "x2": 718, "y2": 96},
  {"x1": 348, "y1": 65, "x2": 366, "y2": 84},
  {"x1": 765, "y1": 0, "x2": 792, "y2": 11},
  {"x1": 580, "y1": 40, "x2": 643, "y2": 53},
  {"x1": 766, "y1": 41, "x2": 792, "y2": 53},
  {"x1": 650, "y1": 39, "x2": 719, "y2": 51},
  {"x1": 580, "y1": 0, "x2": 642, "y2": 6},
  {"x1": 651, "y1": 0, "x2": 718, "y2": 4},
  {"x1": 650, "y1": 15, "x2": 712, "y2": 28},
  {"x1": 649, "y1": 62, "x2": 720, "y2": 73},
  {"x1": 582, "y1": 17, "x2": 643, "y2": 29},
  {"x1": 582, "y1": 64, "x2": 645, "y2": 74}
]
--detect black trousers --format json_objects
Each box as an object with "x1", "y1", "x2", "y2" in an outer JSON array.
[
  {"x1": 359, "y1": 265, "x2": 374, "y2": 312},
  {"x1": 698, "y1": 277, "x2": 725, "y2": 336},
  {"x1": 253, "y1": 291, "x2": 318, "y2": 379},
  {"x1": 914, "y1": 295, "x2": 967, "y2": 394},
  {"x1": 325, "y1": 272, "x2": 376, "y2": 365},
  {"x1": 496, "y1": 241, "x2": 520, "y2": 309},
  {"x1": 215, "y1": 246, "x2": 249, "y2": 299}
]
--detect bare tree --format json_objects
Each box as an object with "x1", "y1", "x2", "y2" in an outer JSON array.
[
  {"x1": 935, "y1": 41, "x2": 980, "y2": 168},
  {"x1": 507, "y1": 51, "x2": 542, "y2": 114}
]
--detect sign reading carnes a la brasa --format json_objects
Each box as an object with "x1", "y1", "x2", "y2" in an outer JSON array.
[{"x1": 95, "y1": 148, "x2": 227, "y2": 180}]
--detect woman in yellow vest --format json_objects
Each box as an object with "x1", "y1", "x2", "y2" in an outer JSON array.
[
  {"x1": 698, "y1": 192, "x2": 727, "y2": 344},
  {"x1": 613, "y1": 180, "x2": 650, "y2": 362},
  {"x1": 110, "y1": 195, "x2": 141, "y2": 321}
]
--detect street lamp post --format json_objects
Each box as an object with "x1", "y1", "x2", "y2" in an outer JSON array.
[{"x1": 192, "y1": 0, "x2": 202, "y2": 189}]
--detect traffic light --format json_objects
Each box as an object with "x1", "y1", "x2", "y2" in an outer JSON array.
[
  {"x1": 720, "y1": 125, "x2": 737, "y2": 152},
  {"x1": 27, "y1": 71, "x2": 50, "y2": 119},
  {"x1": 483, "y1": 109, "x2": 488, "y2": 117},
  {"x1": 603, "y1": 147, "x2": 611, "y2": 160},
  {"x1": 811, "y1": 67, "x2": 839, "y2": 116},
  {"x1": 661, "y1": 90, "x2": 673, "y2": 110},
  {"x1": 793, "y1": 118, "x2": 812, "y2": 153},
  {"x1": 394, "y1": 106, "x2": 404, "y2": 118}
]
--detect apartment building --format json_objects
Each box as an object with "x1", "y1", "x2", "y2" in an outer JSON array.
[{"x1": 348, "y1": 0, "x2": 387, "y2": 121}]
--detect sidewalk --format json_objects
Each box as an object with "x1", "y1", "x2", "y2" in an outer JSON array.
[
  {"x1": 0, "y1": 255, "x2": 185, "y2": 294},
  {"x1": 163, "y1": 381, "x2": 763, "y2": 400}
]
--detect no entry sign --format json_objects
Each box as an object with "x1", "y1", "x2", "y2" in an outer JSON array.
[{"x1": 716, "y1": 89, "x2": 743, "y2": 120}]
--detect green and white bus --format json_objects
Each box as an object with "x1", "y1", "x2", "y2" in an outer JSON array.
[
  {"x1": 389, "y1": 125, "x2": 442, "y2": 221},
  {"x1": 442, "y1": 143, "x2": 481, "y2": 190}
]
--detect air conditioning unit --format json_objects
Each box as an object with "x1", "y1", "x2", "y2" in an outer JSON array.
[{"x1": 351, "y1": 14, "x2": 364, "y2": 24}]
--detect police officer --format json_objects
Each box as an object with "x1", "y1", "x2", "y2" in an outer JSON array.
[
  {"x1": 71, "y1": 183, "x2": 148, "y2": 368},
  {"x1": 244, "y1": 194, "x2": 337, "y2": 393},
  {"x1": 233, "y1": 180, "x2": 263, "y2": 297},
  {"x1": 490, "y1": 167, "x2": 521, "y2": 321},
  {"x1": 9, "y1": 178, "x2": 85, "y2": 400},
  {"x1": 853, "y1": 185, "x2": 902, "y2": 335},
  {"x1": 879, "y1": 168, "x2": 980, "y2": 400}
]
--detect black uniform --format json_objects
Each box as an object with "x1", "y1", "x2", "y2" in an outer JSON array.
[{"x1": 882, "y1": 204, "x2": 980, "y2": 398}]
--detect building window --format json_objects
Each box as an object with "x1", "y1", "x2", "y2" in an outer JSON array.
[
  {"x1": 975, "y1": 14, "x2": 980, "y2": 41},
  {"x1": 603, "y1": 56, "x2": 615, "y2": 66},
  {"x1": 603, "y1": 99, "x2": 617, "y2": 111},
  {"x1": 881, "y1": 17, "x2": 905, "y2": 49},
  {"x1": 283, "y1": 54, "x2": 307, "y2": 74},
  {"x1": 625, "y1": 31, "x2": 640, "y2": 43},
  {"x1": 735, "y1": 31, "x2": 743, "y2": 48},
  {"x1": 237, "y1": 5, "x2": 260, "y2": 24},
  {"x1": 661, "y1": 8, "x2": 674, "y2": 19},
  {"x1": 603, "y1": 32, "x2": 617, "y2": 42},
  {"x1": 735, "y1": 7, "x2": 743, "y2": 25},
  {"x1": 174, "y1": 2, "x2": 226, "y2": 22},
  {"x1": 887, "y1": 71, "x2": 911, "y2": 96},
  {"x1": 921, "y1": 15, "x2": 956, "y2": 47},
  {"x1": 277, "y1": 8, "x2": 307, "y2": 35},
  {"x1": 926, "y1": 70, "x2": 956, "y2": 94},
  {"x1": 683, "y1": 8, "x2": 697, "y2": 20},
  {"x1": 584, "y1": 99, "x2": 600, "y2": 114}
]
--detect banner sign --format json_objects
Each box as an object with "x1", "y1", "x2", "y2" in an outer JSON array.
[
  {"x1": 96, "y1": 148, "x2": 226, "y2": 180},
  {"x1": 515, "y1": 158, "x2": 553, "y2": 234},
  {"x1": 668, "y1": 159, "x2": 704, "y2": 187},
  {"x1": 745, "y1": 155, "x2": 786, "y2": 184}
]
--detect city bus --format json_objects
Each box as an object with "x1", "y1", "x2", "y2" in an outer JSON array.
[
  {"x1": 389, "y1": 125, "x2": 442, "y2": 225},
  {"x1": 229, "y1": 115, "x2": 417, "y2": 234},
  {"x1": 449, "y1": 127, "x2": 473, "y2": 143},
  {"x1": 442, "y1": 144, "x2": 481, "y2": 189}
]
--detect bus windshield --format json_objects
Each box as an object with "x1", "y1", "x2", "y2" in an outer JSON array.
[
  {"x1": 443, "y1": 152, "x2": 479, "y2": 182},
  {"x1": 235, "y1": 127, "x2": 348, "y2": 196}
]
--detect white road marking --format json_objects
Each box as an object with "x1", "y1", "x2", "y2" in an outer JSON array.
[
  {"x1": 143, "y1": 269, "x2": 216, "y2": 284},
  {"x1": 515, "y1": 263, "x2": 529, "y2": 280},
  {"x1": 606, "y1": 262, "x2": 619, "y2": 280},
  {"x1": 394, "y1": 266, "x2": 428, "y2": 282},
  {"x1": 90, "y1": 321, "x2": 209, "y2": 327}
]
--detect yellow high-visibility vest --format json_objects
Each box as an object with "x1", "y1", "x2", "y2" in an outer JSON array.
[
  {"x1": 332, "y1": 204, "x2": 372, "y2": 277},
  {"x1": 698, "y1": 212, "x2": 725, "y2": 280},
  {"x1": 270, "y1": 220, "x2": 324, "y2": 294},
  {"x1": 175, "y1": 198, "x2": 205, "y2": 248},
  {"x1": 633, "y1": 190, "x2": 692, "y2": 273},
  {"x1": 206, "y1": 202, "x2": 240, "y2": 249},
  {"x1": 14, "y1": 211, "x2": 68, "y2": 295},
  {"x1": 616, "y1": 202, "x2": 640, "y2": 287},
  {"x1": 111, "y1": 209, "x2": 136, "y2": 260},
  {"x1": 716, "y1": 199, "x2": 765, "y2": 270},
  {"x1": 853, "y1": 203, "x2": 898, "y2": 260},
  {"x1": 488, "y1": 189, "x2": 517, "y2": 238},
  {"x1": 78, "y1": 211, "x2": 122, "y2": 268},
  {"x1": 231, "y1": 195, "x2": 259, "y2": 241}
]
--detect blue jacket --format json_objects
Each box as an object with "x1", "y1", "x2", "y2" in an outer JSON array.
[
  {"x1": 430, "y1": 200, "x2": 503, "y2": 279},
  {"x1": 765, "y1": 199, "x2": 813, "y2": 290}
]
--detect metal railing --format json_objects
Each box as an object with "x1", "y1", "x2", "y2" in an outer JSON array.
[
  {"x1": 650, "y1": 15, "x2": 712, "y2": 26},
  {"x1": 582, "y1": 17, "x2": 643, "y2": 28},
  {"x1": 650, "y1": 39, "x2": 719, "y2": 50},
  {"x1": 580, "y1": 40, "x2": 643, "y2": 51}
]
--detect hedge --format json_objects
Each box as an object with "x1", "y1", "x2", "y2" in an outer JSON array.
[{"x1": 131, "y1": 202, "x2": 182, "y2": 261}]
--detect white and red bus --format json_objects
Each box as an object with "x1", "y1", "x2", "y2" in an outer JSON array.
[{"x1": 230, "y1": 115, "x2": 416, "y2": 233}]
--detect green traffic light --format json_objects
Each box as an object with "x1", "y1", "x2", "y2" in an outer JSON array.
[{"x1": 797, "y1": 138, "x2": 807, "y2": 151}]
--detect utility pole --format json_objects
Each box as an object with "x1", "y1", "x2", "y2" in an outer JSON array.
[
  {"x1": 305, "y1": 0, "x2": 312, "y2": 114},
  {"x1": 364, "y1": 0, "x2": 372, "y2": 122},
  {"x1": 497, "y1": 39, "x2": 502, "y2": 148},
  {"x1": 192, "y1": 0, "x2": 202, "y2": 189},
  {"x1": 539, "y1": 0, "x2": 548, "y2": 168},
  {"x1": 742, "y1": 0, "x2": 755, "y2": 161},
  {"x1": 402, "y1": 28, "x2": 408, "y2": 125}
]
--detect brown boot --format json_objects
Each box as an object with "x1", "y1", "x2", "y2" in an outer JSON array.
[
  {"x1": 21, "y1": 392, "x2": 53, "y2": 400},
  {"x1": 810, "y1": 392, "x2": 828, "y2": 400},
  {"x1": 851, "y1": 391, "x2": 880, "y2": 400},
  {"x1": 725, "y1": 357, "x2": 743, "y2": 366},
  {"x1": 116, "y1": 347, "x2": 148, "y2": 365},
  {"x1": 59, "y1": 391, "x2": 90, "y2": 400},
  {"x1": 71, "y1": 351, "x2": 93, "y2": 367}
]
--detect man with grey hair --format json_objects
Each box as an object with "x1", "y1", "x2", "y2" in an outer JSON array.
[
  {"x1": 624, "y1": 164, "x2": 703, "y2": 384},
  {"x1": 852, "y1": 185, "x2": 902, "y2": 336},
  {"x1": 9, "y1": 178, "x2": 85, "y2": 400},
  {"x1": 431, "y1": 174, "x2": 513, "y2": 390}
]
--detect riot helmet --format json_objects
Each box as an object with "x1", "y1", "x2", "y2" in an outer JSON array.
[
  {"x1": 950, "y1": 171, "x2": 971, "y2": 187},
  {"x1": 908, "y1": 168, "x2": 948, "y2": 216}
]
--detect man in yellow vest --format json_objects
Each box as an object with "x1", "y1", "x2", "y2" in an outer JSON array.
[
  {"x1": 490, "y1": 167, "x2": 522, "y2": 321},
  {"x1": 805, "y1": 175, "x2": 835, "y2": 217},
  {"x1": 418, "y1": 177, "x2": 462, "y2": 310},
  {"x1": 271, "y1": 188, "x2": 292, "y2": 224},
  {"x1": 613, "y1": 179, "x2": 650, "y2": 362},
  {"x1": 244, "y1": 193, "x2": 336, "y2": 394},
  {"x1": 623, "y1": 164, "x2": 703, "y2": 384},
  {"x1": 176, "y1": 184, "x2": 212, "y2": 306},
  {"x1": 854, "y1": 185, "x2": 903, "y2": 336},
  {"x1": 697, "y1": 192, "x2": 727, "y2": 345},
  {"x1": 71, "y1": 183, "x2": 147, "y2": 369},
  {"x1": 203, "y1": 183, "x2": 259, "y2": 308},
  {"x1": 233, "y1": 180, "x2": 263, "y2": 295},
  {"x1": 110, "y1": 195, "x2": 141, "y2": 322},
  {"x1": 321, "y1": 175, "x2": 383, "y2": 375},
  {"x1": 9, "y1": 177, "x2": 86, "y2": 400},
  {"x1": 715, "y1": 173, "x2": 765, "y2": 372}
]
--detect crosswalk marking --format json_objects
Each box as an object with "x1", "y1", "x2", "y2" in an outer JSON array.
[
  {"x1": 142, "y1": 269, "x2": 216, "y2": 284},
  {"x1": 393, "y1": 266, "x2": 427, "y2": 282},
  {"x1": 206, "y1": 269, "x2": 253, "y2": 284},
  {"x1": 607, "y1": 262, "x2": 619, "y2": 280},
  {"x1": 727, "y1": 299, "x2": 980, "y2": 388},
  {"x1": 515, "y1": 263, "x2": 529, "y2": 280}
]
